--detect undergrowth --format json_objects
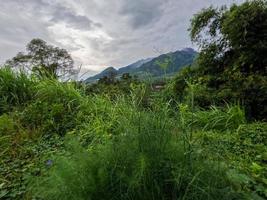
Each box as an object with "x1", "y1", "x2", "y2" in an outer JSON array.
[{"x1": 0, "y1": 68, "x2": 266, "y2": 200}]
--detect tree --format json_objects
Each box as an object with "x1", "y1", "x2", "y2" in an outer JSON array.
[
  {"x1": 6, "y1": 39, "x2": 75, "y2": 79},
  {"x1": 121, "y1": 73, "x2": 132, "y2": 81},
  {"x1": 180, "y1": 0, "x2": 267, "y2": 120},
  {"x1": 189, "y1": 0, "x2": 267, "y2": 75}
]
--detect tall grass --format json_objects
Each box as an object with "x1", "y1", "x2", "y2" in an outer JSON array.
[
  {"x1": 0, "y1": 68, "x2": 35, "y2": 114},
  {"x1": 179, "y1": 104, "x2": 246, "y2": 131},
  {"x1": 0, "y1": 69, "x2": 257, "y2": 199},
  {"x1": 31, "y1": 97, "x2": 243, "y2": 200},
  {"x1": 19, "y1": 79, "x2": 88, "y2": 136}
]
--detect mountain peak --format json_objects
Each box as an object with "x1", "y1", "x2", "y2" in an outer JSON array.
[
  {"x1": 102, "y1": 67, "x2": 116, "y2": 72},
  {"x1": 181, "y1": 48, "x2": 196, "y2": 53}
]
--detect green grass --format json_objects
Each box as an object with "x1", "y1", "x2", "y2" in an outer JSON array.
[
  {"x1": 31, "y1": 105, "x2": 242, "y2": 200},
  {"x1": 0, "y1": 68, "x2": 35, "y2": 114},
  {"x1": 0, "y1": 68, "x2": 266, "y2": 200}
]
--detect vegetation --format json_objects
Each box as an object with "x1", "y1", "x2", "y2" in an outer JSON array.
[
  {"x1": 172, "y1": 0, "x2": 267, "y2": 120},
  {"x1": 0, "y1": 1, "x2": 266, "y2": 200},
  {"x1": 6, "y1": 39, "x2": 76, "y2": 79}
]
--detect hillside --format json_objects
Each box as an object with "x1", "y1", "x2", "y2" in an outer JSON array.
[
  {"x1": 118, "y1": 58, "x2": 153, "y2": 74},
  {"x1": 85, "y1": 48, "x2": 197, "y2": 82},
  {"x1": 136, "y1": 48, "x2": 197, "y2": 76},
  {"x1": 85, "y1": 67, "x2": 117, "y2": 83}
]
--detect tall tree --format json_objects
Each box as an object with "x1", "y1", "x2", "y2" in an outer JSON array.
[
  {"x1": 185, "y1": 0, "x2": 267, "y2": 120},
  {"x1": 6, "y1": 39, "x2": 75, "y2": 79},
  {"x1": 189, "y1": 0, "x2": 267, "y2": 76}
]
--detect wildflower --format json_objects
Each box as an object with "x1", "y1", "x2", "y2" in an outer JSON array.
[{"x1": 46, "y1": 159, "x2": 53, "y2": 167}]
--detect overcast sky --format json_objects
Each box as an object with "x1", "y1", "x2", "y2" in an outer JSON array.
[{"x1": 0, "y1": 0, "x2": 243, "y2": 77}]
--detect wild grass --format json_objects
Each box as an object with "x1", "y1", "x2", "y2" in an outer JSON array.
[
  {"x1": 32, "y1": 102, "x2": 242, "y2": 200},
  {"x1": 0, "y1": 68, "x2": 35, "y2": 114},
  {"x1": 179, "y1": 104, "x2": 246, "y2": 131},
  {"x1": 0, "y1": 68, "x2": 265, "y2": 200}
]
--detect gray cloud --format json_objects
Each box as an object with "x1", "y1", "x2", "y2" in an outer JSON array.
[
  {"x1": 51, "y1": 10, "x2": 95, "y2": 30},
  {"x1": 119, "y1": 0, "x2": 165, "y2": 28},
  {"x1": 49, "y1": 3, "x2": 102, "y2": 31},
  {"x1": 0, "y1": 0, "x2": 244, "y2": 75}
]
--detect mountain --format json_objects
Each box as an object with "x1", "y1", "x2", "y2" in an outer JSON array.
[
  {"x1": 85, "y1": 48, "x2": 197, "y2": 83},
  {"x1": 135, "y1": 48, "x2": 197, "y2": 76},
  {"x1": 85, "y1": 67, "x2": 117, "y2": 83},
  {"x1": 85, "y1": 58, "x2": 153, "y2": 83},
  {"x1": 117, "y1": 58, "x2": 153, "y2": 74}
]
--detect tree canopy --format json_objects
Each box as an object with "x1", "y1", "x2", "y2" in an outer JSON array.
[
  {"x1": 173, "y1": 0, "x2": 267, "y2": 120},
  {"x1": 6, "y1": 39, "x2": 75, "y2": 79},
  {"x1": 189, "y1": 0, "x2": 267, "y2": 75}
]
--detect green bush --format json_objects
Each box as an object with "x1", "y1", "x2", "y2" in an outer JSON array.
[
  {"x1": 197, "y1": 122, "x2": 267, "y2": 199},
  {"x1": 236, "y1": 123, "x2": 267, "y2": 197},
  {"x1": 186, "y1": 0, "x2": 267, "y2": 121},
  {"x1": 237, "y1": 123, "x2": 267, "y2": 145},
  {"x1": 35, "y1": 79, "x2": 84, "y2": 107}
]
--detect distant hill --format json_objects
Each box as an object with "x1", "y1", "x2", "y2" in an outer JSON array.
[
  {"x1": 85, "y1": 67, "x2": 117, "y2": 83},
  {"x1": 136, "y1": 48, "x2": 197, "y2": 76},
  {"x1": 85, "y1": 58, "x2": 153, "y2": 83},
  {"x1": 117, "y1": 58, "x2": 153, "y2": 74},
  {"x1": 85, "y1": 48, "x2": 197, "y2": 83}
]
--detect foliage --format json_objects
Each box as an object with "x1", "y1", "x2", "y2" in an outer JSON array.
[
  {"x1": 198, "y1": 122, "x2": 267, "y2": 199},
  {"x1": 0, "y1": 68, "x2": 35, "y2": 114},
  {"x1": 179, "y1": 104, "x2": 246, "y2": 131},
  {"x1": 0, "y1": 133, "x2": 64, "y2": 200},
  {"x1": 32, "y1": 103, "x2": 243, "y2": 200},
  {"x1": 6, "y1": 38, "x2": 75, "y2": 79},
  {"x1": 190, "y1": 0, "x2": 267, "y2": 74},
  {"x1": 85, "y1": 73, "x2": 141, "y2": 99},
  {"x1": 172, "y1": 0, "x2": 267, "y2": 120},
  {"x1": 0, "y1": 69, "x2": 266, "y2": 199}
]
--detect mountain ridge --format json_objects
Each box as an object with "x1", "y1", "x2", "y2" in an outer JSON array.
[{"x1": 85, "y1": 48, "x2": 197, "y2": 83}]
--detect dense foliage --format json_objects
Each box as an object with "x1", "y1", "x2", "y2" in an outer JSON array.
[
  {"x1": 173, "y1": 0, "x2": 267, "y2": 120},
  {"x1": 0, "y1": 67, "x2": 266, "y2": 200}
]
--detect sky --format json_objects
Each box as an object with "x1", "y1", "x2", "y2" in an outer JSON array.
[{"x1": 0, "y1": 0, "x2": 244, "y2": 78}]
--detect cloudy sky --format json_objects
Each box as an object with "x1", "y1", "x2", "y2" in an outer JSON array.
[{"x1": 0, "y1": 0, "x2": 243, "y2": 77}]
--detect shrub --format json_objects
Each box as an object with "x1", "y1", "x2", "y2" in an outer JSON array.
[
  {"x1": 237, "y1": 123, "x2": 267, "y2": 145},
  {"x1": 197, "y1": 122, "x2": 267, "y2": 199}
]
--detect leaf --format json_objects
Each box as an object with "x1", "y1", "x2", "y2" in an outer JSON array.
[
  {"x1": 251, "y1": 162, "x2": 263, "y2": 173},
  {"x1": 0, "y1": 190, "x2": 8, "y2": 198},
  {"x1": 227, "y1": 169, "x2": 251, "y2": 185}
]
